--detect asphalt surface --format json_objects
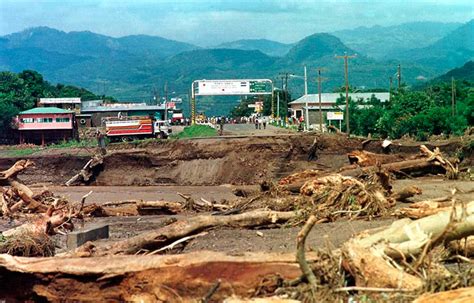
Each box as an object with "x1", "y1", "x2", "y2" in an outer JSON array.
[{"x1": 223, "y1": 123, "x2": 293, "y2": 136}]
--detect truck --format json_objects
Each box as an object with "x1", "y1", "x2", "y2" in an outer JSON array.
[
  {"x1": 171, "y1": 112, "x2": 184, "y2": 125},
  {"x1": 105, "y1": 116, "x2": 171, "y2": 142}
]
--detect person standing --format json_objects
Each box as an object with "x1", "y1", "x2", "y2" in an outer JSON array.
[
  {"x1": 255, "y1": 117, "x2": 259, "y2": 129},
  {"x1": 263, "y1": 116, "x2": 267, "y2": 129}
]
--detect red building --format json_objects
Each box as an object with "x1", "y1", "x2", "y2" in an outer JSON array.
[{"x1": 16, "y1": 107, "x2": 78, "y2": 145}]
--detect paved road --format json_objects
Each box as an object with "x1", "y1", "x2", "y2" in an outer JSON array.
[{"x1": 223, "y1": 123, "x2": 293, "y2": 136}]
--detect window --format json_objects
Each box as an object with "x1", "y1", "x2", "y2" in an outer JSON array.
[
  {"x1": 20, "y1": 118, "x2": 34, "y2": 123},
  {"x1": 56, "y1": 117, "x2": 70, "y2": 123},
  {"x1": 37, "y1": 118, "x2": 53, "y2": 123}
]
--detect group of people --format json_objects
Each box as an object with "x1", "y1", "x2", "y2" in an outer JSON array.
[{"x1": 253, "y1": 116, "x2": 268, "y2": 130}]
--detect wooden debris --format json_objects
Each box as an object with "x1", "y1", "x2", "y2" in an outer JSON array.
[
  {"x1": 356, "y1": 201, "x2": 474, "y2": 258},
  {"x1": 448, "y1": 235, "x2": 474, "y2": 257},
  {"x1": 296, "y1": 215, "x2": 318, "y2": 297},
  {"x1": 65, "y1": 154, "x2": 104, "y2": 186},
  {"x1": 78, "y1": 210, "x2": 296, "y2": 256},
  {"x1": 347, "y1": 150, "x2": 404, "y2": 167},
  {"x1": 391, "y1": 185, "x2": 422, "y2": 202},
  {"x1": 278, "y1": 169, "x2": 320, "y2": 186},
  {"x1": 413, "y1": 286, "x2": 474, "y2": 303},
  {"x1": 342, "y1": 242, "x2": 423, "y2": 291},
  {"x1": 0, "y1": 251, "x2": 309, "y2": 302}
]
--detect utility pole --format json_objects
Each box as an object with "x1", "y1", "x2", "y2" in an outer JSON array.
[
  {"x1": 164, "y1": 81, "x2": 168, "y2": 121},
  {"x1": 452, "y1": 77, "x2": 456, "y2": 117},
  {"x1": 304, "y1": 66, "x2": 309, "y2": 130},
  {"x1": 276, "y1": 92, "x2": 280, "y2": 120},
  {"x1": 279, "y1": 72, "x2": 291, "y2": 121},
  {"x1": 317, "y1": 68, "x2": 323, "y2": 132},
  {"x1": 389, "y1": 77, "x2": 393, "y2": 102},
  {"x1": 397, "y1": 64, "x2": 401, "y2": 90},
  {"x1": 304, "y1": 66, "x2": 308, "y2": 95},
  {"x1": 335, "y1": 53, "x2": 356, "y2": 135}
]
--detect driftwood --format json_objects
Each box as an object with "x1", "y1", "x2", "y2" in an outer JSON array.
[
  {"x1": 83, "y1": 200, "x2": 185, "y2": 216},
  {"x1": 413, "y1": 286, "x2": 474, "y2": 303},
  {"x1": 340, "y1": 145, "x2": 458, "y2": 179},
  {"x1": 395, "y1": 197, "x2": 459, "y2": 219},
  {"x1": 342, "y1": 243, "x2": 423, "y2": 291},
  {"x1": 136, "y1": 200, "x2": 183, "y2": 215},
  {"x1": 449, "y1": 235, "x2": 474, "y2": 257},
  {"x1": 391, "y1": 185, "x2": 422, "y2": 202},
  {"x1": 178, "y1": 192, "x2": 230, "y2": 211},
  {"x1": 340, "y1": 202, "x2": 474, "y2": 292},
  {"x1": 347, "y1": 150, "x2": 404, "y2": 167},
  {"x1": 0, "y1": 191, "x2": 92, "y2": 257},
  {"x1": 0, "y1": 159, "x2": 34, "y2": 182},
  {"x1": 0, "y1": 160, "x2": 49, "y2": 214},
  {"x1": 78, "y1": 210, "x2": 296, "y2": 256},
  {"x1": 65, "y1": 154, "x2": 104, "y2": 186},
  {"x1": 352, "y1": 201, "x2": 474, "y2": 259},
  {"x1": 0, "y1": 251, "x2": 311, "y2": 301},
  {"x1": 296, "y1": 215, "x2": 318, "y2": 297}
]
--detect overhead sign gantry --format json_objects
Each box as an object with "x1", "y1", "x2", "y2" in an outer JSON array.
[{"x1": 191, "y1": 79, "x2": 273, "y2": 123}]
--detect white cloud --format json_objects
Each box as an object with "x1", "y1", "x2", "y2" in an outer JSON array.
[{"x1": 0, "y1": 0, "x2": 472, "y2": 45}]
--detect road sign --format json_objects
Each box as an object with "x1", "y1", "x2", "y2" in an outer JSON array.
[
  {"x1": 194, "y1": 79, "x2": 272, "y2": 96},
  {"x1": 327, "y1": 112, "x2": 344, "y2": 120}
]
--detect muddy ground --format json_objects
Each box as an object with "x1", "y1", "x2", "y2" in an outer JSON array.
[
  {"x1": 0, "y1": 134, "x2": 472, "y2": 253},
  {"x1": 39, "y1": 177, "x2": 472, "y2": 255},
  {"x1": 0, "y1": 133, "x2": 471, "y2": 186}
]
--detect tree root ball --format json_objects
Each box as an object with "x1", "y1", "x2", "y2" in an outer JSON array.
[{"x1": 0, "y1": 231, "x2": 55, "y2": 257}]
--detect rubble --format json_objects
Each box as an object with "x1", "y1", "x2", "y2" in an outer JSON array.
[{"x1": 0, "y1": 137, "x2": 471, "y2": 301}]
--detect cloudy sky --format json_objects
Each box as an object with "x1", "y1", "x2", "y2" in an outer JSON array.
[{"x1": 0, "y1": 0, "x2": 472, "y2": 46}]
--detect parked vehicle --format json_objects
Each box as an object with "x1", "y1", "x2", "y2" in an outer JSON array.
[
  {"x1": 105, "y1": 116, "x2": 171, "y2": 142},
  {"x1": 171, "y1": 112, "x2": 184, "y2": 125}
]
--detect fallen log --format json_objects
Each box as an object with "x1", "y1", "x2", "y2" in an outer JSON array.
[
  {"x1": 339, "y1": 158, "x2": 446, "y2": 178},
  {"x1": 178, "y1": 192, "x2": 229, "y2": 211},
  {"x1": 342, "y1": 243, "x2": 423, "y2": 291},
  {"x1": 391, "y1": 185, "x2": 422, "y2": 202},
  {"x1": 347, "y1": 150, "x2": 404, "y2": 167},
  {"x1": 136, "y1": 200, "x2": 183, "y2": 215},
  {"x1": 0, "y1": 251, "x2": 311, "y2": 302},
  {"x1": 413, "y1": 286, "x2": 474, "y2": 303},
  {"x1": 356, "y1": 201, "x2": 474, "y2": 258},
  {"x1": 340, "y1": 202, "x2": 474, "y2": 292},
  {"x1": 65, "y1": 154, "x2": 103, "y2": 186},
  {"x1": 448, "y1": 235, "x2": 474, "y2": 257},
  {"x1": 0, "y1": 159, "x2": 34, "y2": 182},
  {"x1": 0, "y1": 191, "x2": 92, "y2": 256},
  {"x1": 340, "y1": 145, "x2": 458, "y2": 179},
  {"x1": 78, "y1": 210, "x2": 296, "y2": 256}
]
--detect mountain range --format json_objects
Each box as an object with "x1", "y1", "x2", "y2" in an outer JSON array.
[{"x1": 0, "y1": 20, "x2": 472, "y2": 115}]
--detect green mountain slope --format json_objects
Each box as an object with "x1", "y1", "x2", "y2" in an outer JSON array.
[
  {"x1": 395, "y1": 20, "x2": 474, "y2": 72},
  {"x1": 430, "y1": 60, "x2": 474, "y2": 83},
  {"x1": 333, "y1": 21, "x2": 462, "y2": 59},
  {"x1": 0, "y1": 26, "x2": 451, "y2": 115},
  {"x1": 3, "y1": 26, "x2": 198, "y2": 58},
  {"x1": 214, "y1": 39, "x2": 293, "y2": 57}
]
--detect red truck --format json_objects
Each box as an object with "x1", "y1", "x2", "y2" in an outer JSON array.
[{"x1": 105, "y1": 116, "x2": 171, "y2": 142}]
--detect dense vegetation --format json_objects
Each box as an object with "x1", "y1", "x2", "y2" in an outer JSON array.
[
  {"x1": 337, "y1": 80, "x2": 473, "y2": 140},
  {"x1": 0, "y1": 70, "x2": 112, "y2": 129}
]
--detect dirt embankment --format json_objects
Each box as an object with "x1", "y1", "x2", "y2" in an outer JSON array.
[{"x1": 0, "y1": 134, "x2": 470, "y2": 186}]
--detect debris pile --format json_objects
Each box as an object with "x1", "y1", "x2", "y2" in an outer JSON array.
[{"x1": 0, "y1": 142, "x2": 471, "y2": 301}]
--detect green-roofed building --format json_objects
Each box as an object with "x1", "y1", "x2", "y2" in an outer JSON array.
[{"x1": 16, "y1": 106, "x2": 78, "y2": 145}]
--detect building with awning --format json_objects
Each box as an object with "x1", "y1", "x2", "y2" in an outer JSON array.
[{"x1": 289, "y1": 92, "x2": 390, "y2": 127}]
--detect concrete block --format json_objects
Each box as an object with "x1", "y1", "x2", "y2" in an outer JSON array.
[{"x1": 67, "y1": 224, "x2": 109, "y2": 249}]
